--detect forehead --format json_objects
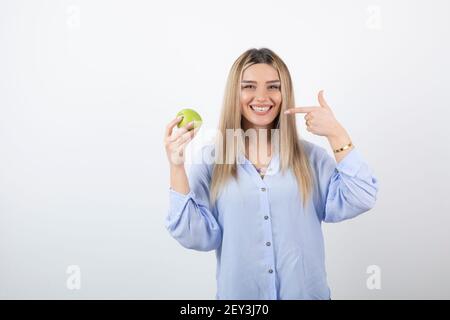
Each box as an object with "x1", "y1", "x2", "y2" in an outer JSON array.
[{"x1": 242, "y1": 63, "x2": 279, "y2": 81}]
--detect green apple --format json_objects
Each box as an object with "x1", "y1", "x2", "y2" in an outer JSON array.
[{"x1": 176, "y1": 108, "x2": 202, "y2": 130}]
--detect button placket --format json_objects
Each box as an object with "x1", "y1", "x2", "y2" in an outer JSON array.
[{"x1": 259, "y1": 184, "x2": 276, "y2": 299}]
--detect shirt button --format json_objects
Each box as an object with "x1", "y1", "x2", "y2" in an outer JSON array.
[
  {"x1": 264, "y1": 215, "x2": 269, "y2": 220},
  {"x1": 268, "y1": 269, "x2": 273, "y2": 274},
  {"x1": 261, "y1": 187, "x2": 266, "y2": 192},
  {"x1": 266, "y1": 242, "x2": 271, "y2": 246}
]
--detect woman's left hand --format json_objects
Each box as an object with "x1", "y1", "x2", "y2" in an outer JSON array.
[{"x1": 284, "y1": 90, "x2": 344, "y2": 137}]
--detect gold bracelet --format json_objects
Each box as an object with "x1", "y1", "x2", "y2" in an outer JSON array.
[{"x1": 333, "y1": 142, "x2": 353, "y2": 153}]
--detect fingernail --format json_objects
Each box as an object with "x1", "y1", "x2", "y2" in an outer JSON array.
[
  {"x1": 177, "y1": 115, "x2": 183, "y2": 120},
  {"x1": 284, "y1": 110, "x2": 289, "y2": 114}
]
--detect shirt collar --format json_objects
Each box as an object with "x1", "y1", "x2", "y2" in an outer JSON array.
[{"x1": 237, "y1": 147, "x2": 280, "y2": 176}]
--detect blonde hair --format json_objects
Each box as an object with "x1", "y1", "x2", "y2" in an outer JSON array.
[{"x1": 210, "y1": 48, "x2": 314, "y2": 209}]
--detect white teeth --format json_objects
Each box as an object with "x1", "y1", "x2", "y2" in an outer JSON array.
[{"x1": 250, "y1": 105, "x2": 272, "y2": 112}]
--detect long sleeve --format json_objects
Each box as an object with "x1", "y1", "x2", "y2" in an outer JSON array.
[
  {"x1": 165, "y1": 153, "x2": 222, "y2": 251},
  {"x1": 314, "y1": 147, "x2": 379, "y2": 223}
]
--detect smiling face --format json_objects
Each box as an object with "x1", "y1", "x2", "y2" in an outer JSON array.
[{"x1": 240, "y1": 63, "x2": 282, "y2": 130}]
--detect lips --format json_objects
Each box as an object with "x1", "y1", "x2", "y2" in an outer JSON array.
[{"x1": 249, "y1": 105, "x2": 273, "y2": 115}]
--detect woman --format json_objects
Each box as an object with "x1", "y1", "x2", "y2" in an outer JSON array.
[{"x1": 163, "y1": 48, "x2": 379, "y2": 300}]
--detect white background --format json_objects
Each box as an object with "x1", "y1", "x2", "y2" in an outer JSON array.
[{"x1": 1, "y1": 0, "x2": 449, "y2": 299}]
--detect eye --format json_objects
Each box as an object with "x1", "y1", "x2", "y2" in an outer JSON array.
[
  {"x1": 269, "y1": 85, "x2": 280, "y2": 90},
  {"x1": 242, "y1": 85, "x2": 255, "y2": 89}
]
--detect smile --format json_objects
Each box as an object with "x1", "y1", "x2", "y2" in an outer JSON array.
[{"x1": 249, "y1": 105, "x2": 273, "y2": 115}]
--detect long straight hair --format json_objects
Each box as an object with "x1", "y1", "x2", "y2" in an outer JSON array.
[{"x1": 210, "y1": 48, "x2": 314, "y2": 209}]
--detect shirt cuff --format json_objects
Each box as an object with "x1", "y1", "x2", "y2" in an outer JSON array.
[
  {"x1": 168, "y1": 188, "x2": 196, "y2": 220},
  {"x1": 335, "y1": 147, "x2": 364, "y2": 178}
]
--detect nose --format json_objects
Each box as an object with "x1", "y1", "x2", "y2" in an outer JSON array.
[
  {"x1": 255, "y1": 88, "x2": 269, "y2": 102},
  {"x1": 255, "y1": 97, "x2": 271, "y2": 105}
]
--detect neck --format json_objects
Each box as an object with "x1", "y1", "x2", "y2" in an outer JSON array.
[{"x1": 242, "y1": 123, "x2": 273, "y2": 164}]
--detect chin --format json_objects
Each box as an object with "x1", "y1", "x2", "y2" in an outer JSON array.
[{"x1": 250, "y1": 118, "x2": 275, "y2": 127}]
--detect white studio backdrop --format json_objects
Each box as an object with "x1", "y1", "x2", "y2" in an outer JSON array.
[{"x1": 1, "y1": 0, "x2": 449, "y2": 299}]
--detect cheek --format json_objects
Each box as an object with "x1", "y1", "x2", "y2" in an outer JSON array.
[
  {"x1": 272, "y1": 93, "x2": 282, "y2": 107},
  {"x1": 240, "y1": 92, "x2": 252, "y2": 105}
]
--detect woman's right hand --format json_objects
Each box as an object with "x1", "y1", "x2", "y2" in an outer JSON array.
[{"x1": 164, "y1": 116, "x2": 200, "y2": 167}]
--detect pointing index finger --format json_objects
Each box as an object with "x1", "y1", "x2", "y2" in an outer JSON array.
[{"x1": 284, "y1": 106, "x2": 320, "y2": 114}]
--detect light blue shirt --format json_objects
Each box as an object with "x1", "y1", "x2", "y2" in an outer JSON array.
[{"x1": 165, "y1": 139, "x2": 379, "y2": 300}]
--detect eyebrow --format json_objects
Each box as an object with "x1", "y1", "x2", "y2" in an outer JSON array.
[{"x1": 241, "y1": 80, "x2": 281, "y2": 84}]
